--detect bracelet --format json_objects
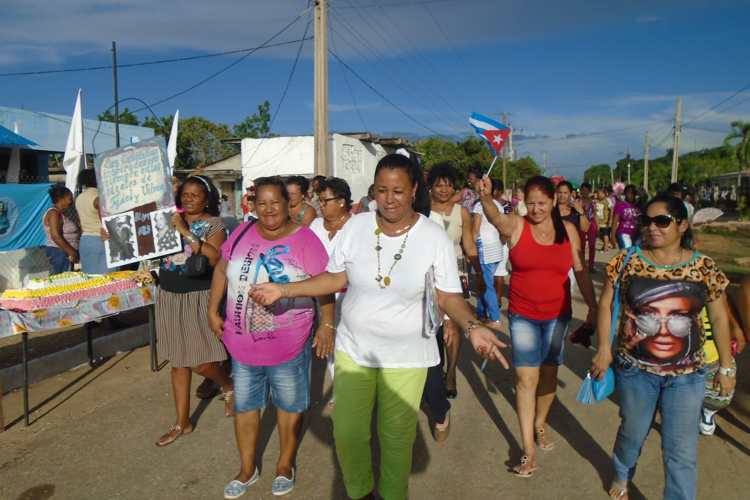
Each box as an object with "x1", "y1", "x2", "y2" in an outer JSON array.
[
  {"x1": 718, "y1": 366, "x2": 737, "y2": 378},
  {"x1": 184, "y1": 233, "x2": 197, "y2": 244},
  {"x1": 321, "y1": 322, "x2": 337, "y2": 331},
  {"x1": 280, "y1": 285, "x2": 290, "y2": 298},
  {"x1": 463, "y1": 319, "x2": 482, "y2": 339}
]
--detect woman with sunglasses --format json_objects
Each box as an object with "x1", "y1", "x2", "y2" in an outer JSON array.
[
  {"x1": 591, "y1": 193, "x2": 735, "y2": 500},
  {"x1": 309, "y1": 176, "x2": 354, "y2": 404}
]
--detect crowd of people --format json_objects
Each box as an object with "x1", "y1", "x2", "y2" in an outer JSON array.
[{"x1": 35, "y1": 156, "x2": 750, "y2": 500}]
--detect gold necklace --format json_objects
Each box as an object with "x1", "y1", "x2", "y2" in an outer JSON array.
[{"x1": 374, "y1": 217, "x2": 414, "y2": 288}]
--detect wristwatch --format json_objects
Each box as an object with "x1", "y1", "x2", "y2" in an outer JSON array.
[
  {"x1": 718, "y1": 366, "x2": 737, "y2": 378},
  {"x1": 464, "y1": 320, "x2": 482, "y2": 339}
]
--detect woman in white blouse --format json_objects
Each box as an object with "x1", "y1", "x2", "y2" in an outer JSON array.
[{"x1": 251, "y1": 154, "x2": 507, "y2": 500}]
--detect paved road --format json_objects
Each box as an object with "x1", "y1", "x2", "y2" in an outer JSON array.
[{"x1": 2, "y1": 253, "x2": 749, "y2": 500}]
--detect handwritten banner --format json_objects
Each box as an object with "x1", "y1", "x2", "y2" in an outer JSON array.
[{"x1": 95, "y1": 137, "x2": 173, "y2": 217}]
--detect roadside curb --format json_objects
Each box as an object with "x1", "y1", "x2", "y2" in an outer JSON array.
[{"x1": 0, "y1": 324, "x2": 150, "y2": 393}]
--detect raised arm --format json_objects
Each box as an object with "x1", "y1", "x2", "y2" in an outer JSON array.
[{"x1": 476, "y1": 177, "x2": 520, "y2": 242}]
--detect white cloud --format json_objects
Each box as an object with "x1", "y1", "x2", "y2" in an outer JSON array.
[
  {"x1": 636, "y1": 15, "x2": 662, "y2": 24},
  {"x1": 0, "y1": 0, "x2": 722, "y2": 65}
]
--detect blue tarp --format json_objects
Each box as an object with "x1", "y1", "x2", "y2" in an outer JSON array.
[
  {"x1": 0, "y1": 184, "x2": 51, "y2": 250},
  {"x1": 0, "y1": 124, "x2": 36, "y2": 147}
]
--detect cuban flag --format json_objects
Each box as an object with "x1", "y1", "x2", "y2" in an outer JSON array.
[{"x1": 469, "y1": 112, "x2": 510, "y2": 157}]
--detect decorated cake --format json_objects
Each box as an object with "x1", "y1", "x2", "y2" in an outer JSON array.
[{"x1": 0, "y1": 271, "x2": 146, "y2": 311}]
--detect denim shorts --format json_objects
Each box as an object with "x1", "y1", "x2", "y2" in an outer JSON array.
[
  {"x1": 232, "y1": 344, "x2": 311, "y2": 414},
  {"x1": 509, "y1": 312, "x2": 571, "y2": 367}
]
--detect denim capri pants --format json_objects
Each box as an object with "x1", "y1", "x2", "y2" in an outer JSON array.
[
  {"x1": 509, "y1": 312, "x2": 571, "y2": 367},
  {"x1": 232, "y1": 343, "x2": 311, "y2": 414}
]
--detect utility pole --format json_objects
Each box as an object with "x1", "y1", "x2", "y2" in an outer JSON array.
[
  {"x1": 111, "y1": 41, "x2": 120, "y2": 148},
  {"x1": 314, "y1": 0, "x2": 329, "y2": 176},
  {"x1": 501, "y1": 113, "x2": 508, "y2": 189},
  {"x1": 542, "y1": 151, "x2": 548, "y2": 175},
  {"x1": 670, "y1": 96, "x2": 682, "y2": 183},
  {"x1": 643, "y1": 132, "x2": 650, "y2": 192},
  {"x1": 609, "y1": 166, "x2": 614, "y2": 186}
]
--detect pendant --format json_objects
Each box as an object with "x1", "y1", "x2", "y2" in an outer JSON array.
[
  {"x1": 375, "y1": 228, "x2": 382, "y2": 235},
  {"x1": 375, "y1": 275, "x2": 382, "y2": 282},
  {"x1": 383, "y1": 276, "x2": 391, "y2": 287}
]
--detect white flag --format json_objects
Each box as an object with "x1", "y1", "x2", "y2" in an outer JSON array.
[
  {"x1": 63, "y1": 89, "x2": 85, "y2": 192},
  {"x1": 6, "y1": 122, "x2": 21, "y2": 183},
  {"x1": 167, "y1": 109, "x2": 179, "y2": 173}
]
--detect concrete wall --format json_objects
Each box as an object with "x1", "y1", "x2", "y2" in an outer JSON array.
[{"x1": 241, "y1": 135, "x2": 392, "y2": 200}]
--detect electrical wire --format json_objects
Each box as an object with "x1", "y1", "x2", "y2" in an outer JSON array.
[
  {"x1": 330, "y1": 24, "x2": 369, "y2": 132},
  {"x1": 683, "y1": 81, "x2": 750, "y2": 126},
  {"x1": 0, "y1": 38, "x2": 312, "y2": 78},
  {"x1": 243, "y1": 11, "x2": 312, "y2": 170},
  {"x1": 328, "y1": 9, "x2": 462, "y2": 131},
  {"x1": 329, "y1": 48, "x2": 446, "y2": 137},
  {"x1": 130, "y1": 6, "x2": 312, "y2": 114}
]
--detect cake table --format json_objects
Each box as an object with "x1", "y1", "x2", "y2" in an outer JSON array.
[{"x1": 0, "y1": 271, "x2": 160, "y2": 426}]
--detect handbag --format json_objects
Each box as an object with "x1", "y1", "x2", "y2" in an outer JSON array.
[
  {"x1": 577, "y1": 246, "x2": 637, "y2": 404},
  {"x1": 184, "y1": 240, "x2": 209, "y2": 277}
]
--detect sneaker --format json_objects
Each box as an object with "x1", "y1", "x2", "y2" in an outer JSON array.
[
  {"x1": 700, "y1": 408, "x2": 717, "y2": 436},
  {"x1": 224, "y1": 468, "x2": 259, "y2": 499},
  {"x1": 272, "y1": 467, "x2": 296, "y2": 496}
]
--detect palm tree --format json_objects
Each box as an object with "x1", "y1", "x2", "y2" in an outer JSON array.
[{"x1": 723, "y1": 120, "x2": 750, "y2": 171}]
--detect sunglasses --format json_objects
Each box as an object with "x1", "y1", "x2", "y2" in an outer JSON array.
[
  {"x1": 319, "y1": 196, "x2": 342, "y2": 205},
  {"x1": 638, "y1": 214, "x2": 677, "y2": 228},
  {"x1": 634, "y1": 313, "x2": 692, "y2": 338}
]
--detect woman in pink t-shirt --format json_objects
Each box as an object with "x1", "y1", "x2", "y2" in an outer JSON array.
[{"x1": 208, "y1": 176, "x2": 335, "y2": 498}]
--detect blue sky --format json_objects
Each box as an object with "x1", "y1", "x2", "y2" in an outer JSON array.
[{"x1": 1, "y1": 0, "x2": 749, "y2": 179}]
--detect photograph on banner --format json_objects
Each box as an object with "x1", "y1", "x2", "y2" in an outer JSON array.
[
  {"x1": 103, "y1": 205, "x2": 182, "y2": 268},
  {"x1": 150, "y1": 207, "x2": 182, "y2": 254},
  {"x1": 103, "y1": 212, "x2": 138, "y2": 267},
  {"x1": 94, "y1": 137, "x2": 173, "y2": 218}
]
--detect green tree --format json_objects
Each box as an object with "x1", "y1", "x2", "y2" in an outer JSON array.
[
  {"x1": 724, "y1": 120, "x2": 750, "y2": 171},
  {"x1": 141, "y1": 115, "x2": 173, "y2": 140},
  {"x1": 233, "y1": 100, "x2": 272, "y2": 138},
  {"x1": 583, "y1": 163, "x2": 613, "y2": 186},
  {"x1": 97, "y1": 107, "x2": 140, "y2": 125},
  {"x1": 177, "y1": 117, "x2": 235, "y2": 170}
]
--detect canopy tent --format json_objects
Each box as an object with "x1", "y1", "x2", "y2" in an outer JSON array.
[{"x1": 0, "y1": 124, "x2": 36, "y2": 147}]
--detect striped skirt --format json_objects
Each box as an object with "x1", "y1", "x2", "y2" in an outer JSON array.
[{"x1": 156, "y1": 288, "x2": 227, "y2": 368}]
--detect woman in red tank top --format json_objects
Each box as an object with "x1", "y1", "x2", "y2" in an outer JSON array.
[{"x1": 477, "y1": 175, "x2": 598, "y2": 477}]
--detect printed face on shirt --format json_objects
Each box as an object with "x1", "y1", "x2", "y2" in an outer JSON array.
[
  {"x1": 374, "y1": 167, "x2": 417, "y2": 224},
  {"x1": 525, "y1": 188, "x2": 554, "y2": 224},
  {"x1": 623, "y1": 277, "x2": 704, "y2": 367}
]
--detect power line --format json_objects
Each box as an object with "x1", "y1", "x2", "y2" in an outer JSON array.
[
  {"x1": 131, "y1": 6, "x2": 312, "y2": 113},
  {"x1": 333, "y1": 0, "x2": 458, "y2": 8},
  {"x1": 330, "y1": 22, "x2": 369, "y2": 131},
  {"x1": 244, "y1": 12, "x2": 312, "y2": 170},
  {"x1": 328, "y1": 7, "x2": 463, "y2": 131},
  {"x1": 683, "y1": 81, "x2": 750, "y2": 126},
  {"x1": 0, "y1": 38, "x2": 312, "y2": 78},
  {"x1": 329, "y1": 48, "x2": 446, "y2": 137}
]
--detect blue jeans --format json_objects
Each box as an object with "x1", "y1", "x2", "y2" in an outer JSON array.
[
  {"x1": 45, "y1": 246, "x2": 71, "y2": 275},
  {"x1": 612, "y1": 357, "x2": 705, "y2": 500},
  {"x1": 79, "y1": 235, "x2": 109, "y2": 274},
  {"x1": 476, "y1": 241, "x2": 500, "y2": 321},
  {"x1": 509, "y1": 312, "x2": 570, "y2": 367},
  {"x1": 232, "y1": 343, "x2": 311, "y2": 414}
]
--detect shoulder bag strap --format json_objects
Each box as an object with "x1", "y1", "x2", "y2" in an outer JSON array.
[{"x1": 227, "y1": 220, "x2": 255, "y2": 259}]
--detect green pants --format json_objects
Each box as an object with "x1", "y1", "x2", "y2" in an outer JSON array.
[{"x1": 332, "y1": 351, "x2": 428, "y2": 500}]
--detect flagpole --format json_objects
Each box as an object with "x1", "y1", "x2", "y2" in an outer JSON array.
[{"x1": 485, "y1": 155, "x2": 499, "y2": 177}]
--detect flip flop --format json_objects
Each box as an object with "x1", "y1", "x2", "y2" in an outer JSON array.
[
  {"x1": 155, "y1": 424, "x2": 192, "y2": 447},
  {"x1": 535, "y1": 427, "x2": 555, "y2": 451}
]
